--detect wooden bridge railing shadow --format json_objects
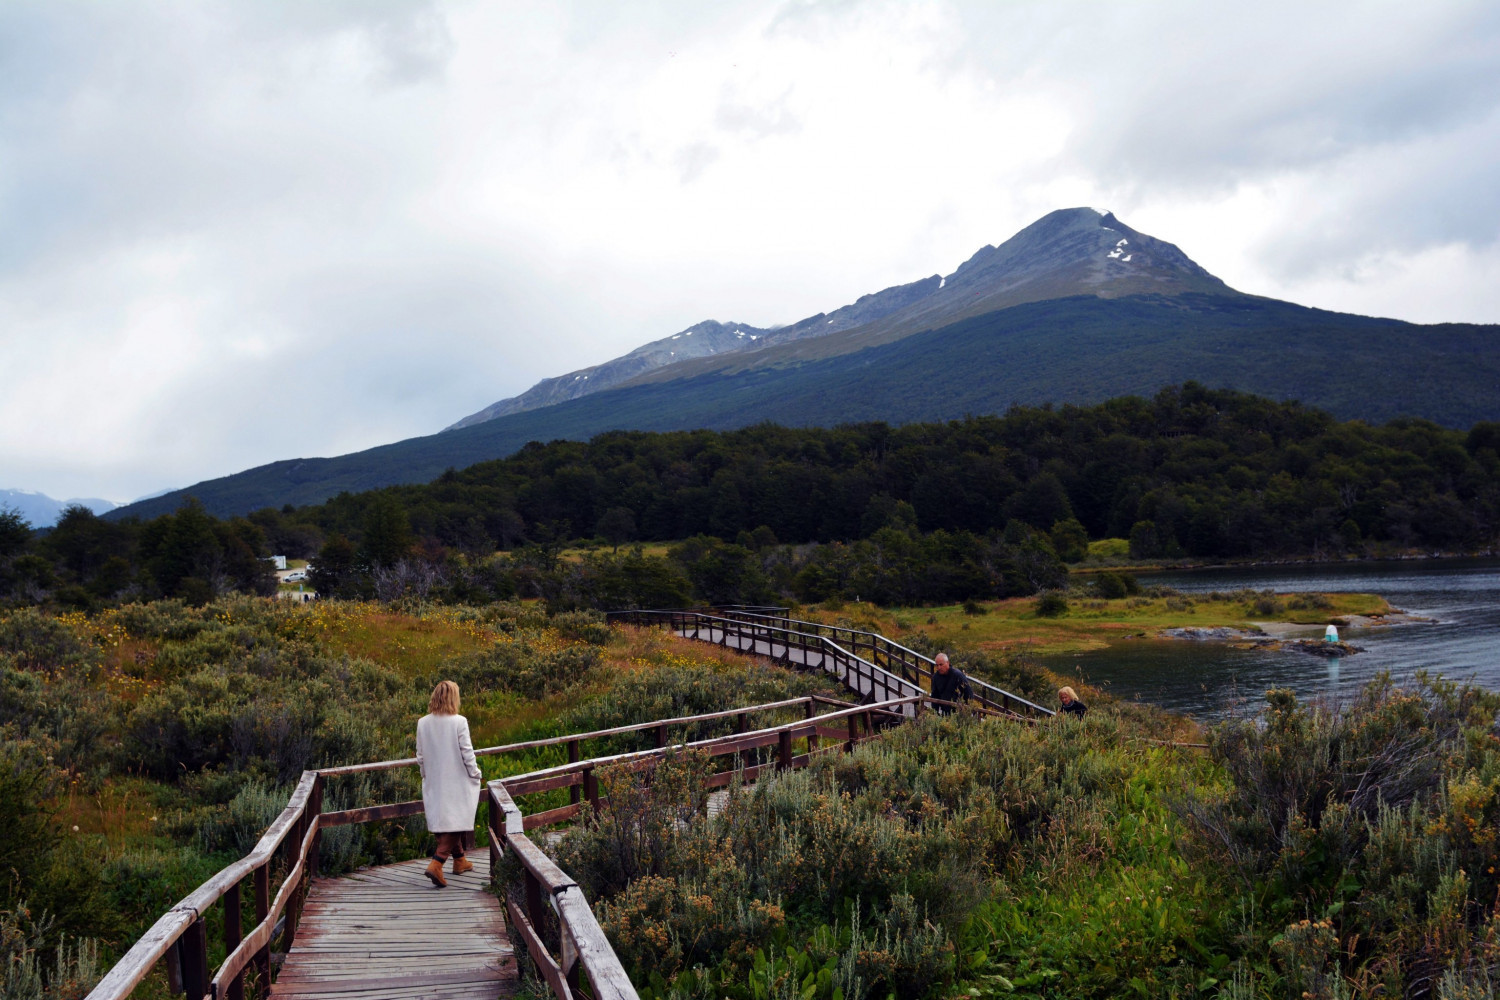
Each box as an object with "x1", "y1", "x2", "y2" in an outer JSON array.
[{"x1": 88, "y1": 606, "x2": 1050, "y2": 1000}]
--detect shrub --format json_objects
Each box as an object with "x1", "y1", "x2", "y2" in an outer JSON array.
[
  {"x1": 1177, "y1": 676, "x2": 1500, "y2": 995},
  {"x1": 961, "y1": 599, "x2": 988, "y2": 616},
  {"x1": 1287, "y1": 592, "x2": 1335, "y2": 611},
  {"x1": 1092, "y1": 571, "x2": 1130, "y2": 600},
  {"x1": 0, "y1": 904, "x2": 101, "y2": 1000},
  {"x1": 1034, "y1": 592, "x2": 1069, "y2": 618}
]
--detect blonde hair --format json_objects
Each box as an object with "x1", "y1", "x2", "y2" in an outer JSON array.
[
  {"x1": 1058, "y1": 686, "x2": 1078, "y2": 701},
  {"x1": 429, "y1": 680, "x2": 461, "y2": 715}
]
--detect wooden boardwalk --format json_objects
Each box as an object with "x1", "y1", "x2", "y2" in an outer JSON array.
[
  {"x1": 270, "y1": 856, "x2": 515, "y2": 999},
  {"x1": 676, "y1": 626, "x2": 922, "y2": 709}
]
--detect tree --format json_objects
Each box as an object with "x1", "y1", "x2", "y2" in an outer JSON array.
[
  {"x1": 1049, "y1": 518, "x2": 1089, "y2": 563},
  {"x1": 310, "y1": 535, "x2": 359, "y2": 598},
  {"x1": 360, "y1": 495, "x2": 411, "y2": 569},
  {"x1": 0, "y1": 506, "x2": 30, "y2": 561},
  {"x1": 596, "y1": 507, "x2": 637, "y2": 552},
  {"x1": 1009, "y1": 473, "x2": 1075, "y2": 531},
  {"x1": 147, "y1": 500, "x2": 223, "y2": 599},
  {"x1": 1129, "y1": 520, "x2": 1161, "y2": 560}
]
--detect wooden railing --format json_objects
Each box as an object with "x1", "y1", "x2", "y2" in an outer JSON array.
[
  {"x1": 484, "y1": 693, "x2": 923, "y2": 998},
  {"x1": 86, "y1": 694, "x2": 876, "y2": 1000},
  {"x1": 87, "y1": 772, "x2": 324, "y2": 1000},
  {"x1": 607, "y1": 607, "x2": 1055, "y2": 719}
]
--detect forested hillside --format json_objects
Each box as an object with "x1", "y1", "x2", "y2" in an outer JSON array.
[
  {"x1": 288, "y1": 384, "x2": 1500, "y2": 557},
  {"x1": 5, "y1": 386, "x2": 1499, "y2": 611}
]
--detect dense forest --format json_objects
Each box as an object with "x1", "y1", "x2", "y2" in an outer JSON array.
[{"x1": 4, "y1": 385, "x2": 1498, "y2": 610}]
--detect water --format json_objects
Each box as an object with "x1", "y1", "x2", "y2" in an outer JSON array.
[{"x1": 1039, "y1": 557, "x2": 1500, "y2": 720}]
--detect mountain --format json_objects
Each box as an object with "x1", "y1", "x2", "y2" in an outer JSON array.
[
  {"x1": 109, "y1": 209, "x2": 1500, "y2": 521},
  {"x1": 1, "y1": 490, "x2": 122, "y2": 527},
  {"x1": 448, "y1": 266, "x2": 952, "y2": 428},
  {"x1": 447, "y1": 320, "x2": 772, "y2": 429},
  {"x1": 453, "y1": 209, "x2": 1231, "y2": 426}
]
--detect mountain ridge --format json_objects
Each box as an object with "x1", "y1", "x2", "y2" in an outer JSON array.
[
  {"x1": 108, "y1": 292, "x2": 1500, "y2": 521},
  {"x1": 104, "y1": 207, "x2": 1500, "y2": 521},
  {"x1": 450, "y1": 208, "x2": 1233, "y2": 424}
]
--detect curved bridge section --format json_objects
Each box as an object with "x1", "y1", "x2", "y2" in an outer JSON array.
[{"x1": 607, "y1": 606, "x2": 1055, "y2": 720}]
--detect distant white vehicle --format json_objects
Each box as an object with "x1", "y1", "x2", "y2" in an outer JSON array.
[
  {"x1": 284, "y1": 570, "x2": 308, "y2": 582},
  {"x1": 267, "y1": 555, "x2": 288, "y2": 570}
]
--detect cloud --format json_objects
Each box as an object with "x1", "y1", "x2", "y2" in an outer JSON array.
[{"x1": 1, "y1": 0, "x2": 1498, "y2": 500}]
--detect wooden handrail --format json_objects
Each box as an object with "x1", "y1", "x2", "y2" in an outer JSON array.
[
  {"x1": 87, "y1": 772, "x2": 320, "y2": 1000},
  {"x1": 611, "y1": 607, "x2": 1056, "y2": 719},
  {"x1": 317, "y1": 695, "x2": 842, "y2": 777},
  {"x1": 210, "y1": 816, "x2": 321, "y2": 995},
  {"x1": 711, "y1": 607, "x2": 1055, "y2": 715},
  {"x1": 482, "y1": 693, "x2": 925, "y2": 1000},
  {"x1": 490, "y1": 783, "x2": 635, "y2": 999},
  {"x1": 497, "y1": 696, "x2": 922, "y2": 793}
]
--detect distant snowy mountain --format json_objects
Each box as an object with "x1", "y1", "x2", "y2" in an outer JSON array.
[
  {"x1": 451, "y1": 208, "x2": 1233, "y2": 428},
  {"x1": 448, "y1": 320, "x2": 772, "y2": 429},
  {"x1": 0, "y1": 489, "x2": 123, "y2": 527}
]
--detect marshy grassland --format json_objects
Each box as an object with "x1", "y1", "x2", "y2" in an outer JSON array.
[
  {"x1": 800, "y1": 588, "x2": 1390, "y2": 656},
  {"x1": 3, "y1": 597, "x2": 1497, "y2": 1000}
]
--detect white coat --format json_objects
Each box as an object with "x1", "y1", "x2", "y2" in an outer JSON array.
[{"x1": 415, "y1": 713, "x2": 482, "y2": 833}]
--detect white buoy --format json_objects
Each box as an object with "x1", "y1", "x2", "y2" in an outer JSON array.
[{"x1": 1325, "y1": 624, "x2": 1339, "y2": 643}]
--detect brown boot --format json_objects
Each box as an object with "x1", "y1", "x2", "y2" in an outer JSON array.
[
  {"x1": 451, "y1": 856, "x2": 473, "y2": 876},
  {"x1": 425, "y1": 858, "x2": 447, "y2": 888}
]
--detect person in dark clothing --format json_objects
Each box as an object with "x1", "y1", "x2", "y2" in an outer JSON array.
[
  {"x1": 929, "y1": 653, "x2": 973, "y2": 714},
  {"x1": 1058, "y1": 685, "x2": 1087, "y2": 718}
]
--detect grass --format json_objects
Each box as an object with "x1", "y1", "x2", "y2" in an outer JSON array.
[{"x1": 804, "y1": 591, "x2": 1391, "y2": 656}]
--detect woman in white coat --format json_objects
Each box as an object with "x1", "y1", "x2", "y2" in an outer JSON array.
[{"x1": 416, "y1": 680, "x2": 483, "y2": 887}]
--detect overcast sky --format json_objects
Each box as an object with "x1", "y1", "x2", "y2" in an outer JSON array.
[{"x1": 4, "y1": 1, "x2": 1498, "y2": 503}]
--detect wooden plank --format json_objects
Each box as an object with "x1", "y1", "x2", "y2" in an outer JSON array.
[
  {"x1": 319, "y1": 800, "x2": 423, "y2": 827},
  {"x1": 554, "y1": 888, "x2": 635, "y2": 1000},
  {"x1": 523, "y1": 802, "x2": 583, "y2": 830},
  {"x1": 269, "y1": 856, "x2": 511, "y2": 1000}
]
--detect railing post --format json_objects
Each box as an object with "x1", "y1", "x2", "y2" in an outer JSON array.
[
  {"x1": 846, "y1": 713, "x2": 857, "y2": 754},
  {"x1": 224, "y1": 881, "x2": 244, "y2": 1000},
  {"x1": 863, "y1": 709, "x2": 874, "y2": 739},
  {"x1": 282, "y1": 812, "x2": 303, "y2": 948},
  {"x1": 165, "y1": 940, "x2": 183, "y2": 994},
  {"x1": 778, "y1": 729, "x2": 792, "y2": 771},
  {"x1": 253, "y1": 862, "x2": 270, "y2": 996},
  {"x1": 181, "y1": 916, "x2": 209, "y2": 1000},
  {"x1": 568, "y1": 740, "x2": 581, "y2": 806},
  {"x1": 655, "y1": 723, "x2": 667, "y2": 749},
  {"x1": 584, "y1": 767, "x2": 600, "y2": 814},
  {"x1": 736, "y1": 711, "x2": 747, "y2": 734},
  {"x1": 805, "y1": 699, "x2": 818, "y2": 753},
  {"x1": 524, "y1": 868, "x2": 544, "y2": 941},
  {"x1": 308, "y1": 774, "x2": 324, "y2": 879},
  {"x1": 488, "y1": 788, "x2": 501, "y2": 878}
]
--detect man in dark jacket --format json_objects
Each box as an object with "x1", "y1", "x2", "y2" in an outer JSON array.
[{"x1": 929, "y1": 653, "x2": 973, "y2": 714}]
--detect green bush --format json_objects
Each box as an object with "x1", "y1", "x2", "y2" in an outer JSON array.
[
  {"x1": 1177, "y1": 676, "x2": 1500, "y2": 996},
  {"x1": 1034, "y1": 591, "x2": 1069, "y2": 617},
  {"x1": 1091, "y1": 570, "x2": 1138, "y2": 600}
]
